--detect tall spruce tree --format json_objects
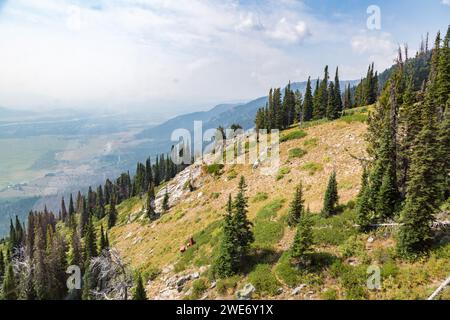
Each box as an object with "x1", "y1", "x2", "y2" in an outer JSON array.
[
  {"x1": 214, "y1": 195, "x2": 238, "y2": 278},
  {"x1": 133, "y1": 273, "x2": 147, "y2": 300},
  {"x1": 108, "y1": 197, "x2": 117, "y2": 229},
  {"x1": 232, "y1": 176, "x2": 254, "y2": 256},
  {"x1": 334, "y1": 67, "x2": 343, "y2": 115},
  {"x1": 287, "y1": 183, "x2": 305, "y2": 227},
  {"x1": 397, "y1": 32, "x2": 444, "y2": 257},
  {"x1": 290, "y1": 213, "x2": 313, "y2": 264},
  {"x1": 303, "y1": 77, "x2": 314, "y2": 121},
  {"x1": 162, "y1": 189, "x2": 170, "y2": 212},
  {"x1": 322, "y1": 171, "x2": 339, "y2": 217},
  {"x1": 356, "y1": 167, "x2": 372, "y2": 232},
  {"x1": 2, "y1": 264, "x2": 17, "y2": 300}
]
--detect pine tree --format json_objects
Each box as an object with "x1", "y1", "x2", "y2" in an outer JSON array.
[
  {"x1": 290, "y1": 213, "x2": 313, "y2": 264},
  {"x1": 133, "y1": 273, "x2": 147, "y2": 300},
  {"x1": 397, "y1": 32, "x2": 444, "y2": 257},
  {"x1": 146, "y1": 183, "x2": 156, "y2": 219},
  {"x1": 322, "y1": 171, "x2": 339, "y2": 217},
  {"x1": 82, "y1": 262, "x2": 93, "y2": 300},
  {"x1": 2, "y1": 264, "x2": 17, "y2": 300},
  {"x1": 326, "y1": 81, "x2": 338, "y2": 120},
  {"x1": 375, "y1": 163, "x2": 399, "y2": 220},
  {"x1": 61, "y1": 197, "x2": 67, "y2": 222},
  {"x1": 99, "y1": 224, "x2": 108, "y2": 252},
  {"x1": 303, "y1": 77, "x2": 314, "y2": 121},
  {"x1": 0, "y1": 250, "x2": 4, "y2": 280},
  {"x1": 84, "y1": 217, "x2": 97, "y2": 260},
  {"x1": 334, "y1": 67, "x2": 343, "y2": 115},
  {"x1": 80, "y1": 197, "x2": 89, "y2": 235},
  {"x1": 287, "y1": 183, "x2": 305, "y2": 227},
  {"x1": 214, "y1": 195, "x2": 238, "y2": 278},
  {"x1": 108, "y1": 197, "x2": 117, "y2": 229},
  {"x1": 232, "y1": 176, "x2": 254, "y2": 256},
  {"x1": 162, "y1": 189, "x2": 170, "y2": 212}
]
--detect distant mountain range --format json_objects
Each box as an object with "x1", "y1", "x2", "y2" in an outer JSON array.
[{"x1": 136, "y1": 80, "x2": 359, "y2": 147}]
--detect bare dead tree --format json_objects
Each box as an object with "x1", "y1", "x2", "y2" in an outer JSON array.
[
  {"x1": 89, "y1": 248, "x2": 133, "y2": 300},
  {"x1": 11, "y1": 246, "x2": 35, "y2": 299}
]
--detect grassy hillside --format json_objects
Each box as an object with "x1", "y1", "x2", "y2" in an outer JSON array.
[{"x1": 107, "y1": 107, "x2": 450, "y2": 300}]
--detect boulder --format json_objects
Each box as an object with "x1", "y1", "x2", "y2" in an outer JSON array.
[
  {"x1": 291, "y1": 284, "x2": 306, "y2": 295},
  {"x1": 236, "y1": 284, "x2": 256, "y2": 300}
]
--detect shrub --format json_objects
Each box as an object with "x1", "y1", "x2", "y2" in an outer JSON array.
[
  {"x1": 276, "y1": 167, "x2": 291, "y2": 180},
  {"x1": 210, "y1": 192, "x2": 220, "y2": 199},
  {"x1": 321, "y1": 289, "x2": 338, "y2": 300},
  {"x1": 301, "y1": 162, "x2": 323, "y2": 175},
  {"x1": 205, "y1": 164, "x2": 224, "y2": 176},
  {"x1": 280, "y1": 130, "x2": 307, "y2": 142},
  {"x1": 252, "y1": 192, "x2": 268, "y2": 202},
  {"x1": 311, "y1": 209, "x2": 357, "y2": 245},
  {"x1": 227, "y1": 170, "x2": 237, "y2": 180},
  {"x1": 339, "y1": 113, "x2": 368, "y2": 123},
  {"x1": 288, "y1": 148, "x2": 307, "y2": 159},
  {"x1": 303, "y1": 138, "x2": 319, "y2": 148},
  {"x1": 191, "y1": 279, "x2": 208, "y2": 299},
  {"x1": 248, "y1": 264, "x2": 280, "y2": 296},
  {"x1": 216, "y1": 276, "x2": 240, "y2": 295}
]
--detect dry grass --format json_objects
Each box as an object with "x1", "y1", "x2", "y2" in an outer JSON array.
[{"x1": 111, "y1": 119, "x2": 368, "y2": 273}]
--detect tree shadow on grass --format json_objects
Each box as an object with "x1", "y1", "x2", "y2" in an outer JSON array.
[
  {"x1": 307, "y1": 251, "x2": 339, "y2": 273},
  {"x1": 241, "y1": 248, "x2": 282, "y2": 274}
]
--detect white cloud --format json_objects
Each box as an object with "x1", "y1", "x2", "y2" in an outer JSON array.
[
  {"x1": 351, "y1": 31, "x2": 397, "y2": 70},
  {"x1": 235, "y1": 12, "x2": 264, "y2": 32},
  {"x1": 442, "y1": 0, "x2": 450, "y2": 5},
  {"x1": 267, "y1": 18, "x2": 310, "y2": 43}
]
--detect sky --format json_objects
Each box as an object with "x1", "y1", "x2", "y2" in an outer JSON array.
[{"x1": 0, "y1": 0, "x2": 449, "y2": 115}]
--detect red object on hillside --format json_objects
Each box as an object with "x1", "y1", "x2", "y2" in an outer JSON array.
[
  {"x1": 189, "y1": 236, "x2": 195, "y2": 246},
  {"x1": 180, "y1": 245, "x2": 186, "y2": 253}
]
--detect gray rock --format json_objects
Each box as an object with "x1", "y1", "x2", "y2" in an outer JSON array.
[
  {"x1": 236, "y1": 284, "x2": 256, "y2": 300},
  {"x1": 291, "y1": 284, "x2": 306, "y2": 295},
  {"x1": 367, "y1": 236, "x2": 375, "y2": 243},
  {"x1": 210, "y1": 281, "x2": 216, "y2": 289},
  {"x1": 191, "y1": 272, "x2": 200, "y2": 279}
]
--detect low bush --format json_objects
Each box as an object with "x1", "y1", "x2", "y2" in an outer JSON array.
[
  {"x1": 280, "y1": 130, "x2": 307, "y2": 142},
  {"x1": 248, "y1": 264, "x2": 280, "y2": 296},
  {"x1": 288, "y1": 148, "x2": 307, "y2": 159}
]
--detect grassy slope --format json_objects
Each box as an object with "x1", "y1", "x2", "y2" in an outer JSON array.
[{"x1": 108, "y1": 108, "x2": 450, "y2": 300}]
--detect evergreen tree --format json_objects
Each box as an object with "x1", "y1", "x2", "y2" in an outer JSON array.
[
  {"x1": 132, "y1": 273, "x2": 147, "y2": 300},
  {"x1": 375, "y1": 163, "x2": 399, "y2": 220},
  {"x1": 84, "y1": 217, "x2": 97, "y2": 260},
  {"x1": 61, "y1": 197, "x2": 67, "y2": 222},
  {"x1": 356, "y1": 167, "x2": 372, "y2": 232},
  {"x1": 82, "y1": 262, "x2": 93, "y2": 300},
  {"x1": 334, "y1": 67, "x2": 343, "y2": 115},
  {"x1": 322, "y1": 171, "x2": 339, "y2": 217},
  {"x1": 290, "y1": 213, "x2": 313, "y2": 264},
  {"x1": 80, "y1": 197, "x2": 89, "y2": 235},
  {"x1": 303, "y1": 77, "x2": 314, "y2": 121},
  {"x1": 0, "y1": 250, "x2": 4, "y2": 280},
  {"x1": 146, "y1": 183, "x2": 156, "y2": 220},
  {"x1": 326, "y1": 81, "x2": 338, "y2": 119},
  {"x1": 99, "y1": 224, "x2": 108, "y2": 252},
  {"x1": 397, "y1": 32, "x2": 444, "y2": 257},
  {"x1": 287, "y1": 183, "x2": 305, "y2": 227},
  {"x1": 214, "y1": 195, "x2": 238, "y2": 278},
  {"x1": 162, "y1": 189, "x2": 170, "y2": 212},
  {"x1": 232, "y1": 176, "x2": 254, "y2": 256},
  {"x1": 2, "y1": 264, "x2": 17, "y2": 300},
  {"x1": 108, "y1": 197, "x2": 117, "y2": 229}
]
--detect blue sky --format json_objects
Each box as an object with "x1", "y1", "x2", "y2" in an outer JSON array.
[{"x1": 0, "y1": 0, "x2": 448, "y2": 115}]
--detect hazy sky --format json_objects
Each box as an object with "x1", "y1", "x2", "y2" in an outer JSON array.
[{"x1": 0, "y1": 0, "x2": 449, "y2": 114}]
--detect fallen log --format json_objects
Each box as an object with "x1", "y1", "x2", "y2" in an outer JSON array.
[{"x1": 428, "y1": 275, "x2": 450, "y2": 300}]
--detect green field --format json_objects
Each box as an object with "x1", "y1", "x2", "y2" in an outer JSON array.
[{"x1": 0, "y1": 135, "x2": 78, "y2": 188}]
